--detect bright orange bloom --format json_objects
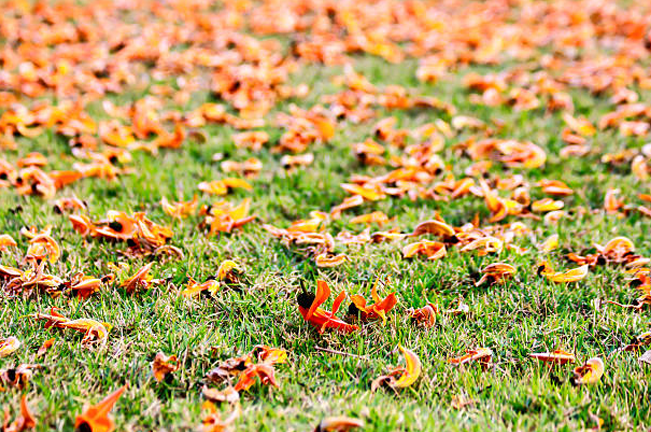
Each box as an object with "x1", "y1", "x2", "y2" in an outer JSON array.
[
  {"x1": 75, "y1": 385, "x2": 127, "y2": 432},
  {"x1": 349, "y1": 277, "x2": 397, "y2": 323},
  {"x1": 297, "y1": 281, "x2": 359, "y2": 334}
]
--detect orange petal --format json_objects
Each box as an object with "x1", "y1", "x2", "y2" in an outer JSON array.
[{"x1": 75, "y1": 385, "x2": 127, "y2": 432}]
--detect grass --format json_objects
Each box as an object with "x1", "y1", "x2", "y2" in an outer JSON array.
[{"x1": 2, "y1": 1, "x2": 651, "y2": 431}]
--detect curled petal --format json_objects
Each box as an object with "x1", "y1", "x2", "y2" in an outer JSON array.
[{"x1": 573, "y1": 357, "x2": 604, "y2": 385}]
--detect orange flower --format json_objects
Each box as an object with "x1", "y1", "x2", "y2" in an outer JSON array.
[
  {"x1": 340, "y1": 183, "x2": 385, "y2": 201},
  {"x1": 220, "y1": 158, "x2": 262, "y2": 178},
  {"x1": 371, "y1": 346, "x2": 421, "y2": 391},
  {"x1": 529, "y1": 349, "x2": 576, "y2": 365},
  {"x1": 622, "y1": 331, "x2": 651, "y2": 351},
  {"x1": 402, "y1": 240, "x2": 446, "y2": 260},
  {"x1": 281, "y1": 153, "x2": 315, "y2": 171},
  {"x1": 233, "y1": 363, "x2": 278, "y2": 392},
  {"x1": 16, "y1": 152, "x2": 47, "y2": 168},
  {"x1": 475, "y1": 263, "x2": 515, "y2": 286},
  {"x1": 348, "y1": 277, "x2": 397, "y2": 323},
  {"x1": 161, "y1": 195, "x2": 199, "y2": 219},
  {"x1": 0, "y1": 234, "x2": 17, "y2": 252},
  {"x1": 182, "y1": 278, "x2": 220, "y2": 298},
  {"x1": 537, "y1": 262, "x2": 589, "y2": 283},
  {"x1": 604, "y1": 188, "x2": 625, "y2": 214},
  {"x1": 350, "y1": 211, "x2": 390, "y2": 227},
  {"x1": 537, "y1": 179, "x2": 574, "y2": 196},
  {"x1": 24, "y1": 234, "x2": 61, "y2": 264},
  {"x1": 2, "y1": 396, "x2": 36, "y2": 431},
  {"x1": 13, "y1": 167, "x2": 56, "y2": 199},
  {"x1": 409, "y1": 219, "x2": 456, "y2": 238},
  {"x1": 29, "y1": 308, "x2": 112, "y2": 345},
  {"x1": 232, "y1": 131, "x2": 269, "y2": 151},
  {"x1": 0, "y1": 336, "x2": 21, "y2": 358},
  {"x1": 75, "y1": 385, "x2": 127, "y2": 432},
  {"x1": 202, "y1": 199, "x2": 255, "y2": 236},
  {"x1": 53, "y1": 197, "x2": 87, "y2": 213},
  {"x1": 315, "y1": 253, "x2": 348, "y2": 268},
  {"x1": 199, "y1": 178, "x2": 252, "y2": 195},
  {"x1": 120, "y1": 263, "x2": 155, "y2": 294},
  {"x1": 297, "y1": 281, "x2": 359, "y2": 334},
  {"x1": 0, "y1": 364, "x2": 40, "y2": 391},
  {"x1": 36, "y1": 338, "x2": 55, "y2": 357},
  {"x1": 572, "y1": 357, "x2": 604, "y2": 385},
  {"x1": 409, "y1": 303, "x2": 438, "y2": 327},
  {"x1": 205, "y1": 345, "x2": 286, "y2": 394},
  {"x1": 531, "y1": 198, "x2": 564, "y2": 213},
  {"x1": 152, "y1": 352, "x2": 180, "y2": 382},
  {"x1": 67, "y1": 274, "x2": 104, "y2": 299},
  {"x1": 201, "y1": 402, "x2": 240, "y2": 432},
  {"x1": 313, "y1": 416, "x2": 364, "y2": 432},
  {"x1": 538, "y1": 234, "x2": 559, "y2": 253},
  {"x1": 448, "y1": 348, "x2": 492, "y2": 367},
  {"x1": 330, "y1": 195, "x2": 364, "y2": 218}
]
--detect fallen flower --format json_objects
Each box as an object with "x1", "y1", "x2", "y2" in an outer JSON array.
[
  {"x1": 0, "y1": 364, "x2": 40, "y2": 391},
  {"x1": 36, "y1": 338, "x2": 55, "y2": 357},
  {"x1": 529, "y1": 349, "x2": 576, "y2": 365},
  {"x1": 538, "y1": 262, "x2": 589, "y2": 283},
  {"x1": 622, "y1": 331, "x2": 651, "y2": 351},
  {"x1": 313, "y1": 416, "x2": 364, "y2": 432},
  {"x1": 315, "y1": 253, "x2": 348, "y2": 268},
  {"x1": 0, "y1": 234, "x2": 16, "y2": 252},
  {"x1": 475, "y1": 263, "x2": 515, "y2": 286},
  {"x1": 348, "y1": 277, "x2": 397, "y2": 323},
  {"x1": 350, "y1": 211, "x2": 390, "y2": 227},
  {"x1": 572, "y1": 357, "x2": 604, "y2": 385},
  {"x1": 205, "y1": 346, "x2": 287, "y2": 394},
  {"x1": 538, "y1": 234, "x2": 559, "y2": 253},
  {"x1": 161, "y1": 195, "x2": 199, "y2": 219},
  {"x1": 198, "y1": 178, "x2": 252, "y2": 195},
  {"x1": 75, "y1": 385, "x2": 127, "y2": 432},
  {"x1": 28, "y1": 308, "x2": 112, "y2": 345},
  {"x1": 372, "y1": 346, "x2": 421, "y2": 391},
  {"x1": 120, "y1": 263, "x2": 154, "y2": 294},
  {"x1": 402, "y1": 240, "x2": 446, "y2": 260},
  {"x1": 201, "y1": 401, "x2": 240, "y2": 432},
  {"x1": 409, "y1": 219, "x2": 455, "y2": 238},
  {"x1": 448, "y1": 348, "x2": 492, "y2": 367},
  {"x1": 202, "y1": 385, "x2": 240, "y2": 404},
  {"x1": 297, "y1": 281, "x2": 359, "y2": 334},
  {"x1": 0, "y1": 337, "x2": 20, "y2": 358},
  {"x1": 152, "y1": 352, "x2": 180, "y2": 382},
  {"x1": 182, "y1": 278, "x2": 220, "y2": 298},
  {"x1": 233, "y1": 363, "x2": 278, "y2": 392},
  {"x1": 409, "y1": 303, "x2": 438, "y2": 327}
]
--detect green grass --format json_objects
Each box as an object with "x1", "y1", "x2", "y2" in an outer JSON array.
[{"x1": 2, "y1": 4, "x2": 651, "y2": 432}]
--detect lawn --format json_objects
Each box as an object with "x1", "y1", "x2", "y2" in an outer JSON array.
[{"x1": 1, "y1": 0, "x2": 651, "y2": 431}]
